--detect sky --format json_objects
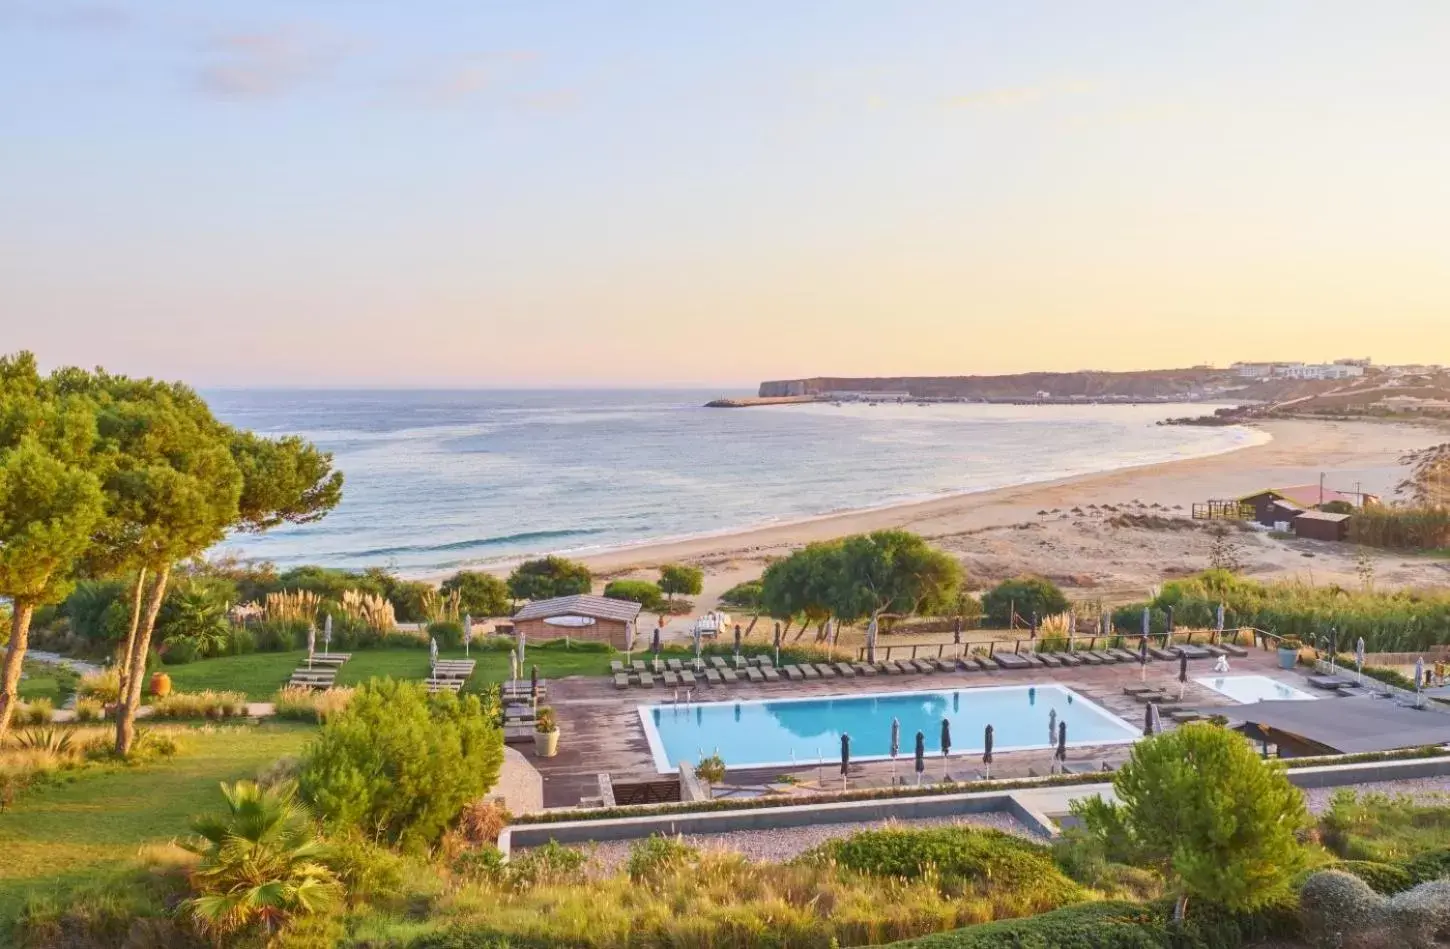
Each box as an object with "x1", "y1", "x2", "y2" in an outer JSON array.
[{"x1": 2, "y1": 2, "x2": 1448, "y2": 388}]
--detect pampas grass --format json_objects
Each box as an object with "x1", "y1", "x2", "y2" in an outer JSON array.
[{"x1": 272, "y1": 686, "x2": 354, "y2": 723}]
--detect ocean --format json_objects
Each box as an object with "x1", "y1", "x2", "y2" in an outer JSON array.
[{"x1": 206, "y1": 390, "x2": 1265, "y2": 575}]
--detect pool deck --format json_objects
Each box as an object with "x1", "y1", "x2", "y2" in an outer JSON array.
[{"x1": 528, "y1": 651, "x2": 1333, "y2": 808}]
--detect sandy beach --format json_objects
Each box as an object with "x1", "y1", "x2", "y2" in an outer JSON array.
[{"x1": 576, "y1": 418, "x2": 1449, "y2": 632}]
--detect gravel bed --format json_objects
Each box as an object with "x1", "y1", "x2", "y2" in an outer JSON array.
[
  {"x1": 543, "y1": 812, "x2": 1036, "y2": 874},
  {"x1": 1301, "y1": 777, "x2": 1450, "y2": 812}
]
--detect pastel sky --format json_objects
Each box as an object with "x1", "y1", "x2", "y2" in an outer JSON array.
[{"x1": 3, "y1": 2, "x2": 1447, "y2": 387}]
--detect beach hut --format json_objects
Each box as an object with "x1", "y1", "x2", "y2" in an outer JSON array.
[{"x1": 512, "y1": 595, "x2": 642, "y2": 649}]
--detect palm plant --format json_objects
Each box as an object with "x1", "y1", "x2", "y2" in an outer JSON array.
[
  {"x1": 160, "y1": 581, "x2": 233, "y2": 658},
  {"x1": 179, "y1": 780, "x2": 340, "y2": 940}
]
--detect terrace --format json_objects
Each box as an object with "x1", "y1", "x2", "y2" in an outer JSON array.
[{"x1": 528, "y1": 643, "x2": 1333, "y2": 808}]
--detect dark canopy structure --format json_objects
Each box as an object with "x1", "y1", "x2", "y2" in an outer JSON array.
[{"x1": 1231, "y1": 698, "x2": 1450, "y2": 755}]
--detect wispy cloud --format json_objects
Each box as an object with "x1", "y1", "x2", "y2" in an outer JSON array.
[
  {"x1": 195, "y1": 26, "x2": 351, "y2": 99},
  {"x1": 398, "y1": 51, "x2": 542, "y2": 107},
  {"x1": 1, "y1": 1, "x2": 132, "y2": 32}
]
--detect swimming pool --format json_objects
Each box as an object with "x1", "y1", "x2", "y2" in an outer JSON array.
[
  {"x1": 1194, "y1": 674, "x2": 1317, "y2": 704},
  {"x1": 638, "y1": 684, "x2": 1140, "y2": 773}
]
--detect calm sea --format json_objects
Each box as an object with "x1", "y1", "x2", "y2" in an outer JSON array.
[{"x1": 206, "y1": 390, "x2": 1264, "y2": 575}]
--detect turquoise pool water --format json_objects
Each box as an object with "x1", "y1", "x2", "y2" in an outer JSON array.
[
  {"x1": 638, "y1": 684, "x2": 1139, "y2": 772},
  {"x1": 1194, "y1": 674, "x2": 1317, "y2": 703}
]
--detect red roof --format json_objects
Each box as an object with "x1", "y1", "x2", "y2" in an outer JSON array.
[{"x1": 1240, "y1": 485, "x2": 1366, "y2": 508}]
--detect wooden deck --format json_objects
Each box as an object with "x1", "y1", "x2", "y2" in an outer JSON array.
[{"x1": 528, "y1": 650, "x2": 1307, "y2": 808}]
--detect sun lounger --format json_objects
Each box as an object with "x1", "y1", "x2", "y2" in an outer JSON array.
[
  {"x1": 1035, "y1": 653, "x2": 1062, "y2": 667},
  {"x1": 503, "y1": 724, "x2": 533, "y2": 744},
  {"x1": 875, "y1": 661, "x2": 898, "y2": 674},
  {"x1": 953, "y1": 656, "x2": 979, "y2": 671},
  {"x1": 746, "y1": 667, "x2": 764, "y2": 683},
  {"x1": 1086, "y1": 651, "x2": 1118, "y2": 664},
  {"x1": 660, "y1": 671, "x2": 678, "y2": 687},
  {"x1": 666, "y1": 659, "x2": 683, "y2": 672},
  {"x1": 1307, "y1": 675, "x2": 1353, "y2": 691},
  {"x1": 782, "y1": 665, "x2": 804, "y2": 681},
  {"x1": 425, "y1": 679, "x2": 464, "y2": 694},
  {"x1": 1148, "y1": 647, "x2": 1177, "y2": 661},
  {"x1": 1074, "y1": 652, "x2": 1103, "y2": 665},
  {"x1": 1202, "y1": 645, "x2": 1228, "y2": 657},
  {"x1": 704, "y1": 669, "x2": 722, "y2": 686},
  {"x1": 916, "y1": 659, "x2": 940, "y2": 673},
  {"x1": 613, "y1": 673, "x2": 629, "y2": 689},
  {"x1": 1048, "y1": 652, "x2": 1080, "y2": 666},
  {"x1": 801, "y1": 664, "x2": 821, "y2": 680},
  {"x1": 710, "y1": 657, "x2": 729, "y2": 670},
  {"x1": 1222, "y1": 643, "x2": 1249, "y2": 658},
  {"x1": 755, "y1": 655, "x2": 774, "y2": 667},
  {"x1": 721, "y1": 668, "x2": 739, "y2": 684},
  {"x1": 1107, "y1": 649, "x2": 1138, "y2": 663},
  {"x1": 815, "y1": 663, "x2": 838, "y2": 678},
  {"x1": 1169, "y1": 710, "x2": 1205, "y2": 723},
  {"x1": 309, "y1": 654, "x2": 350, "y2": 667},
  {"x1": 1123, "y1": 684, "x2": 1157, "y2": 695},
  {"x1": 853, "y1": 662, "x2": 877, "y2": 676},
  {"x1": 1174, "y1": 645, "x2": 1214, "y2": 660},
  {"x1": 993, "y1": 654, "x2": 1032, "y2": 670},
  {"x1": 678, "y1": 671, "x2": 696, "y2": 687},
  {"x1": 761, "y1": 666, "x2": 779, "y2": 683},
  {"x1": 610, "y1": 660, "x2": 625, "y2": 674},
  {"x1": 1132, "y1": 690, "x2": 1168, "y2": 704},
  {"x1": 836, "y1": 662, "x2": 858, "y2": 677}
]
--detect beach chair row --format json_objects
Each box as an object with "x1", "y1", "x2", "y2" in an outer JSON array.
[
  {"x1": 287, "y1": 653, "x2": 354, "y2": 690},
  {"x1": 609, "y1": 641, "x2": 1247, "y2": 690},
  {"x1": 426, "y1": 659, "x2": 476, "y2": 694}
]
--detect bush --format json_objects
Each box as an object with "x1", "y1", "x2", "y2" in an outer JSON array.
[
  {"x1": 298, "y1": 679, "x2": 504, "y2": 852},
  {"x1": 255, "y1": 619, "x2": 306, "y2": 652},
  {"x1": 658, "y1": 564, "x2": 703, "y2": 603},
  {"x1": 160, "y1": 638, "x2": 200, "y2": 665},
  {"x1": 507, "y1": 556, "x2": 591, "y2": 602},
  {"x1": 626, "y1": 835, "x2": 699, "y2": 883},
  {"x1": 507, "y1": 840, "x2": 588, "y2": 888},
  {"x1": 148, "y1": 690, "x2": 248, "y2": 720},
  {"x1": 18, "y1": 699, "x2": 54, "y2": 725},
  {"x1": 73, "y1": 698, "x2": 105, "y2": 723},
  {"x1": 457, "y1": 800, "x2": 512, "y2": 845},
  {"x1": 327, "y1": 830, "x2": 408, "y2": 900},
  {"x1": 1337, "y1": 859, "x2": 1415, "y2": 894},
  {"x1": 451, "y1": 845, "x2": 507, "y2": 882},
  {"x1": 893, "y1": 900, "x2": 1167, "y2": 948},
  {"x1": 814, "y1": 826, "x2": 1083, "y2": 903},
  {"x1": 1402, "y1": 848, "x2": 1450, "y2": 885},
  {"x1": 441, "y1": 571, "x2": 511, "y2": 618},
  {"x1": 428, "y1": 620, "x2": 465, "y2": 650},
  {"x1": 719, "y1": 580, "x2": 763, "y2": 610},
  {"x1": 76, "y1": 668, "x2": 119, "y2": 704},
  {"x1": 601, "y1": 580, "x2": 663, "y2": 612},
  {"x1": 272, "y1": 686, "x2": 353, "y2": 724},
  {"x1": 981, "y1": 576, "x2": 1069, "y2": 626}
]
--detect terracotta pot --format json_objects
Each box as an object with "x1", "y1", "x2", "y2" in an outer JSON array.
[
  {"x1": 534, "y1": 729, "x2": 560, "y2": 758},
  {"x1": 148, "y1": 672, "x2": 172, "y2": 697}
]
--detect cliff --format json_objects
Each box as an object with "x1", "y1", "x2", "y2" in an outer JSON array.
[{"x1": 759, "y1": 369, "x2": 1228, "y2": 401}]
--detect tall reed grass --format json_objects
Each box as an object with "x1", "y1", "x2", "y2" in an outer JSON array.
[
  {"x1": 1349, "y1": 505, "x2": 1450, "y2": 551},
  {"x1": 271, "y1": 686, "x2": 354, "y2": 723}
]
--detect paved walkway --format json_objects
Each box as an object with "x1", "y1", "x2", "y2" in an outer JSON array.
[{"x1": 26, "y1": 650, "x2": 104, "y2": 676}]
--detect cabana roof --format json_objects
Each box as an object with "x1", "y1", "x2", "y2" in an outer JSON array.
[
  {"x1": 1231, "y1": 697, "x2": 1450, "y2": 754},
  {"x1": 513, "y1": 594, "x2": 643, "y2": 623}
]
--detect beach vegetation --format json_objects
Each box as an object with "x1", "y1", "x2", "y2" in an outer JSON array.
[
  {"x1": 602, "y1": 579, "x2": 664, "y2": 612},
  {"x1": 1349, "y1": 504, "x2": 1450, "y2": 551},
  {"x1": 297, "y1": 679, "x2": 503, "y2": 852},
  {"x1": 1073, "y1": 724, "x2": 1307, "y2": 921},
  {"x1": 1144, "y1": 569, "x2": 1450, "y2": 652},
  {"x1": 177, "y1": 779, "x2": 340, "y2": 941},
  {"x1": 658, "y1": 563, "x2": 704, "y2": 605},
  {"x1": 831, "y1": 530, "x2": 963, "y2": 624},
  {"x1": 981, "y1": 576, "x2": 1069, "y2": 627},
  {"x1": 719, "y1": 579, "x2": 763, "y2": 609},
  {"x1": 506, "y1": 555, "x2": 592, "y2": 602},
  {"x1": 440, "y1": 570, "x2": 511, "y2": 618}
]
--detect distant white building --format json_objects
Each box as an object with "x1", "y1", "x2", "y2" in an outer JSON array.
[
  {"x1": 1278, "y1": 363, "x2": 1363, "y2": 380},
  {"x1": 1232, "y1": 362, "x2": 1277, "y2": 379}
]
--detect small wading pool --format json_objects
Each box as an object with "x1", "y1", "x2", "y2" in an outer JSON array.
[
  {"x1": 1194, "y1": 674, "x2": 1317, "y2": 704},
  {"x1": 638, "y1": 684, "x2": 1140, "y2": 773}
]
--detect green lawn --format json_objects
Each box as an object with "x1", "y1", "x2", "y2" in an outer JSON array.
[
  {"x1": 164, "y1": 644, "x2": 618, "y2": 700},
  {"x1": 0, "y1": 722, "x2": 314, "y2": 925},
  {"x1": 17, "y1": 660, "x2": 77, "y2": 705}
]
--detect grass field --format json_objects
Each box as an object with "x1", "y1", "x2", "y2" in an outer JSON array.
[
  {"x1": 164, "y1": 643, "x2": 619, "y2": 699},
  {"x1": 17, "y1": 660, "x2": 78, "y2": 705},
  {"x1": 0, "y1": 722, "x2": 314, "y2": 926}
]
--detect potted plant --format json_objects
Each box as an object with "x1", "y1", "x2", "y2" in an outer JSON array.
[
  {"x1": 148, "y1": 671, "x2": 172, "y2": 698},
  {"x1": 1277, "y1": 637, "x2": 1302, "y2": 670},
  {"x1": 534, "y1": 706, "x2": 559, "y2": 758},
  {"x1": 695, "y1": 753, "x2": 726, "y2": 799}
]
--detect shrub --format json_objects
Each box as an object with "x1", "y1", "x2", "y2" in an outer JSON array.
[
  {"x1": 534, "y1": 707, "x2": 557, "y2": 735},
  {"x1": 76, "y1": 668, "x2": 119, "y2": 704},
  {"x1": 255, "y1": 619, "x2": 306, "y2": 652},
  {"x1": 179, "y1": 781, "x2": 341, "y2": 941},
  {"x1": 1402, "y1": 848, "x2": 1450, "y2": 885},
  {"x1": 815, "y1": 826, "x2": 1083, "y2": 904},
  {"x1": 507, "y1": 840, "x2": 588, "y2": 888},
  {"x1": 161, "y1": 639, "x2": 200, "y2": 665},
  {"x1": 658, "y1": 564, "x2": 703, "y2": 604},
  {"x1": 981, "y1": 576, "x2": 1069, "y2": 626},
  {"x1": 298, "y1": 679, "x2": 504, "y2": 852},
  {"x1": 451, "y1": 845, "x2": 507, "y2": 882},
  {"x1": 507, "y1": 556, "x2": 591, "y2": 602},
  {"x1": 148, "y1": 690, "x2": 248, "y2": 720},
  {"x1": 326, "y1": 830, "x2": 407, "y2": 900},
  {"x1": 441, "y1": 571, "x2": 512, "y2": 618},
  {"x1": 457, "y1": 800, "x2": 511, "y2": 845},
  {"x1": 1321, "y1": 789, "x2": 1450, "y2": 863},
  {"x1": 719, "y1": 580, "x2": 763, "y2": 610},
  {"x1": 1337, "y1": 859, "x2": 1414, "y2": 894},
  {"x1": 18, "y1": 699, "x2": 53, "y2": 725},
  {"x1": 1073, "y1": 723, "x2": 1307, "y2": 920},
  {"x1": 626, "y1": 834, "x2": 699, "y2": 883},
  {"x1": 601, "y1": 580, "x2": 663, "y2": 612},
  {"x1": 72, "y1": 698, "x2": 104, "y2": 723},
  {"x1": 272, "y1": 686, "x2": 354, "y2": 724},
  {"x1": 428, "y1": 620, "x2": 465, "y2": 650},
  {"x1": 893, "y1": 900, "x2": 1167, "y2": 947}
]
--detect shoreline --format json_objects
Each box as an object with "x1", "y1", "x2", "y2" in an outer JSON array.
[{"x1": 559, "y1": 418, "x2": 1445, "y2": 620}]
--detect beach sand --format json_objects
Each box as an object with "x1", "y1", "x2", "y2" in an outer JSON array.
[{"x1": 573, "y1": 419, "x2": 1449, "y2": 636}]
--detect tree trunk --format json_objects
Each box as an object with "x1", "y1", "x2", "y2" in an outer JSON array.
[
  {"x1": 780, "y1": 617, "x2": 793, "y2": 639},
  {"x1": 1173, "y1": 892, "x2": 1189, "y2": 924},
  {"x1": 0, "y1": 602, "x2": 36, "y2": 740},
  {"x1": 745, "y1": 612, "x2": 759, "y2": 637},
  {"x1": 115, "y1": 567, "x2": 147, "y2": 703},
  {"x1": 116, "y1": 563, "x2": 171, "y2": 756}
]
